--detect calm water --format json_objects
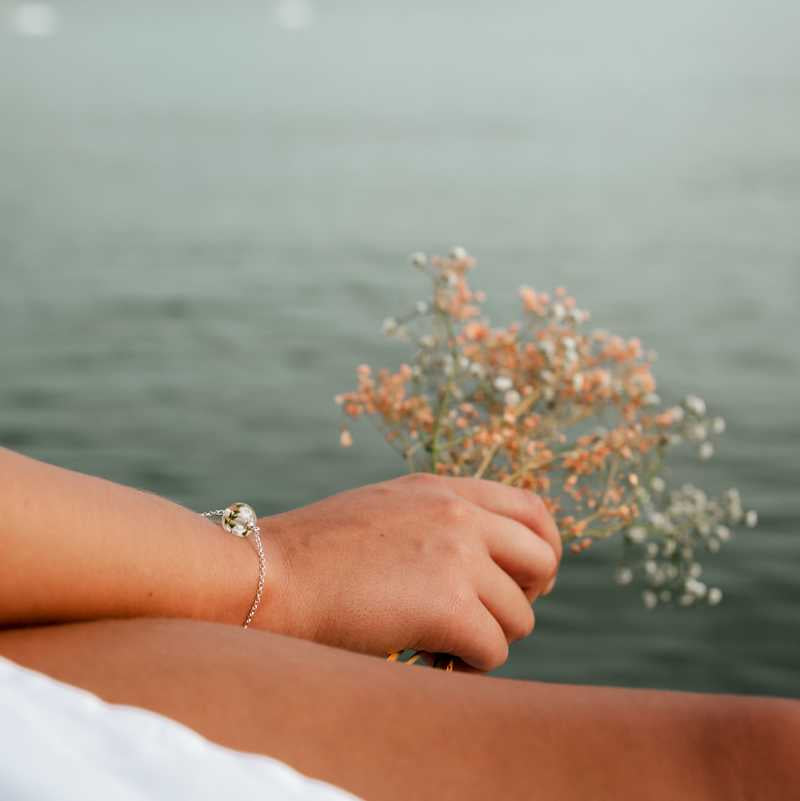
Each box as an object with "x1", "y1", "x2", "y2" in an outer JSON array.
[{"x1": 1, "y1": 0, "x2": 798, "y2": 696}]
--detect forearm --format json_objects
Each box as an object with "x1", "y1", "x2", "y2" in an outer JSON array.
[{"x1": 0, "y1": 449, "x2": 260, "y2": 628}]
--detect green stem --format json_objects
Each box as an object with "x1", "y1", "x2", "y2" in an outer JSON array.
[{"x1": 429, "y1": 383, "x2": 451, "y2": 472}]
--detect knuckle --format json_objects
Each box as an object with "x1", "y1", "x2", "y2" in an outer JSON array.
[
  {"x1": 541, "y1": 548, "x2": 559, "y2": 580},
  {"x1": 439, "y1": 494, "x2": 469, "y2": 525},
  {"x1": 482, "y1": 635, "x2": 509, "y2": 671},
  {"x1": 528, "y1": 492, "x2": 547, "y2": 518},
  {"x1": 507, "y1": 605, "x2": 535, "y2": 643},
  {"x1": 403, "y1": 472, "x2": 439, "y2": 490},
  {"x1": 524, "y1": 606, "x2": 536, "y2": 637}
]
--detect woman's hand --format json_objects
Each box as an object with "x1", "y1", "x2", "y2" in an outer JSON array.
[{"x1": 258, "y1": 473, "x2": 561, "y2": 671}]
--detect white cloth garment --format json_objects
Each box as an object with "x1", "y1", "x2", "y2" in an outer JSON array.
[{"x1": 0, "y1": 656, "x2": 360, "y2": 801}]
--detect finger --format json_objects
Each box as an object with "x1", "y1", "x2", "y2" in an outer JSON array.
[
  {"x1": 446, "y1": 599, "x2": 510, "y2": 672},
  {"x1": 478, "y1": 511, "x2": 558, "y2": 599},
  {"x1": 477, "y1": 562, "x2": 536, "y2": 642},
  {"x1": 438, "y1": 477, "x2": 562, "y2": 564}
]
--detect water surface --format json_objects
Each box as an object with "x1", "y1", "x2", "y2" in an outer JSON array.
[{"x1": 1, "y1": 0, "x2": 798, "y2": 696}]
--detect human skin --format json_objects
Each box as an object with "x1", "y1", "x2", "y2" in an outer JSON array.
[
  {"x1": 1, "y1": 618, "x2": 798, "y2": 801},
  {"x1": 0, "y1": 448, "x2": 561, "y2": 669},
  {"x1": 1, "y1": 447, "x2": 798, "y2": 799}
]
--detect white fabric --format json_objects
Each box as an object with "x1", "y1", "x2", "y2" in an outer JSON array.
[{"x1": 0, "y1": 656, "x2": 360, "y2": 801}]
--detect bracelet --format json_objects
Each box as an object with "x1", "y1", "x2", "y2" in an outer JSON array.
[{"x1": 202, "y1": 503, "x2": 266, "y2": 629}]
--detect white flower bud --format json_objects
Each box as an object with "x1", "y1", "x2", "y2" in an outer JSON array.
[
  {"x1": 626, "y1": 526, "x2": 647, "y2": 545},
  {"x1": 688, "y1": 423, "x2": 708, "y2": 442},
  {"x1": 615, "y1": 566, "x2": 633, "y2": 586},
  {"x1": 684, "y1": 395, "x2": 707, "y2": 417},
  {"x1": 670, "y1": 406, "x2": 685, "y2": 423},
  {"x1": 410, "y1": 251, "x2": 427, "y2": 268}
]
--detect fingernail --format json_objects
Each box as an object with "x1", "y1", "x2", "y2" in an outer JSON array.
[{"x1": 544, "y1": 575, "x2": 557, "y2": 595}]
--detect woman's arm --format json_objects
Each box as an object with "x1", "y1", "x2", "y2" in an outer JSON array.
[
  {"x1": 0, "y1": 448, "x2": 561, "y2": 669},
  {"x1": 0, "y1": 448, "x2": 256, "y2": 628}
]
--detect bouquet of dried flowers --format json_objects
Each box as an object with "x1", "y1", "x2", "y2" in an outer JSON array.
[{"x1": 337, "y1": 249, "x2": 757, "y2": 612}]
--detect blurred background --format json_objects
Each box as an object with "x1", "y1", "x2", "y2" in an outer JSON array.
[{"x1": 1, "y1": 0, "x2": 798, "y2": 696}]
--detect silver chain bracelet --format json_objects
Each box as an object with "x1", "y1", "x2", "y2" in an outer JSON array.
[{"x1": 201, "y1": 503, "x2": 265, "y2": 629}]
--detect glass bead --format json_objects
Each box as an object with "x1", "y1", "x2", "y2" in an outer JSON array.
[{"x1": 222, "y1": 502, "x2": 257, "y2": 537}]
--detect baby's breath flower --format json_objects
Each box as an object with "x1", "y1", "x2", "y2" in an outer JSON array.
[
  {"x1": 699, "y1": 442, "x2": 714, "y2": 461},
  {"x1": 685, "y1": 578, "x2": 707, "y2": 598},
  {"x1": 687, "y1": 423, "x2": 708, "y2": 442},
  {"x1": 626, "y1": 526, "x2": 647, "y2": 544},
  {"x1": 339, "y1": 248, "x2": 755, "y2": 613},
  {"x1": 615, "y1": 566, "x2": 634, "y2": 586},
  {"x1": 685, "y1": 395, "x2": 707, "y2": 417},
  {"x1": 745, "y1": 510, "x2": 758, "y2": 528},
  {"x1": 670, "y1": 406, "x2": 686, "y2": 424}
]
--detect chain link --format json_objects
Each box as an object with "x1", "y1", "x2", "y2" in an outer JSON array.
[{"x1": 202, "y1": 507, "x2": 266, "y2": 629}]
